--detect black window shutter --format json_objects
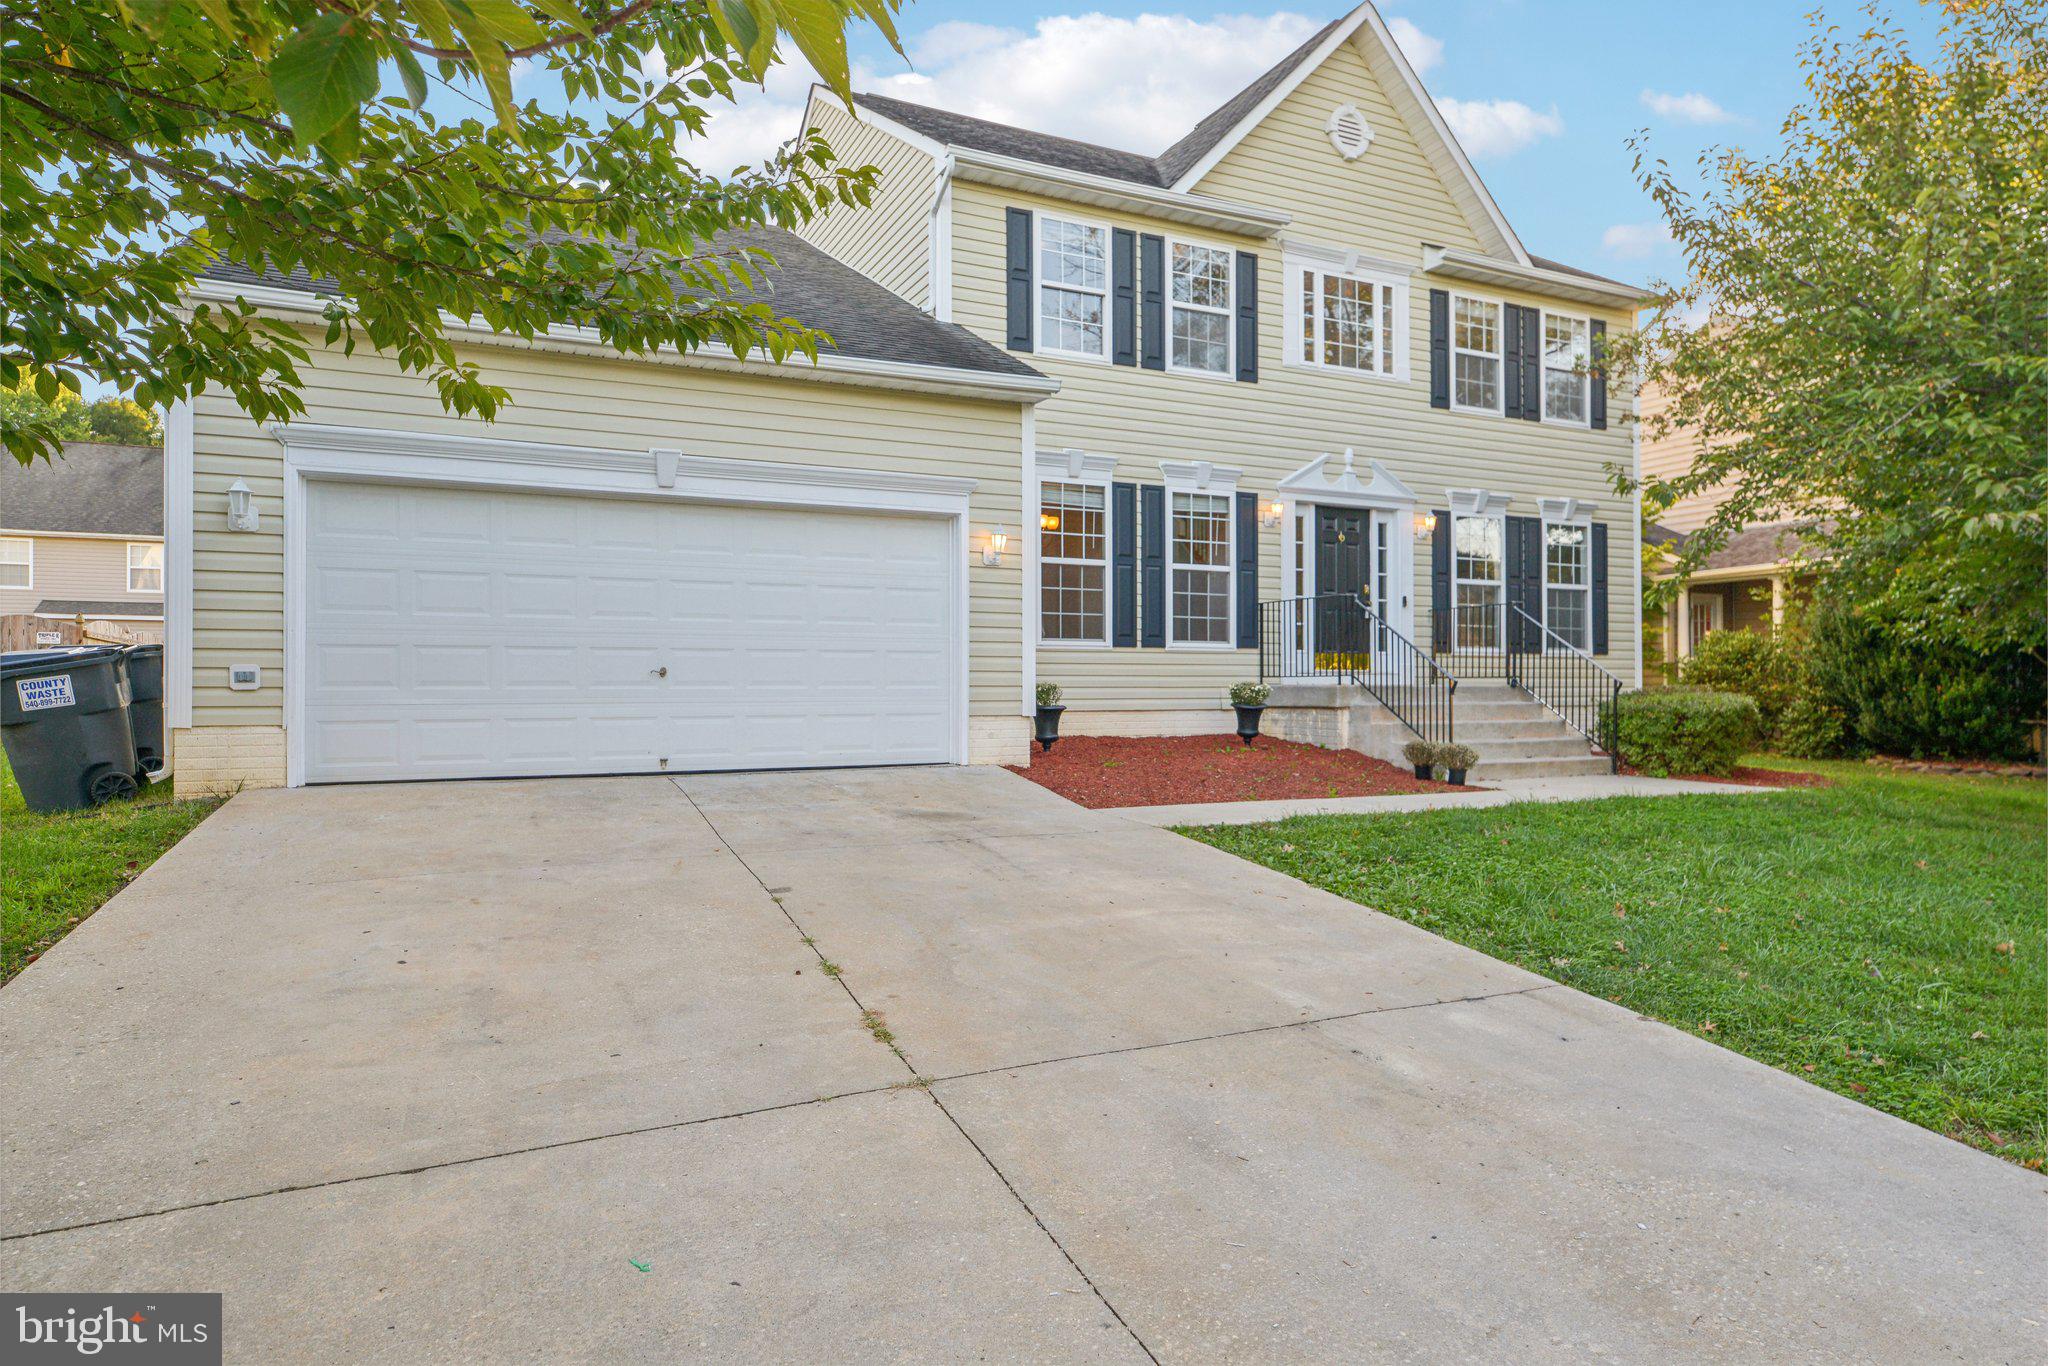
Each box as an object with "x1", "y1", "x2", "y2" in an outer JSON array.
[
  {"x1": 1428, "y1": 289, "x2": 1450, "y2": 409},
  {"x1": 1234, "y1": 490, "x2": 1258, "y2": 648},
  {"x1": 1506, "y1": 515, "x2": 1541, "y2": 651},
  {"x1": 1234, "y1": 251, "x2": 1258, "y2": 383},
  {"x1": 1139, "y1": 234, "x2": 1165, "y2": 371},
  {"x1": 1502, "y1": 304, "x2": 1526, "y2": 419},
  {"x1": 1430, "y1": 511, "x2": 1451, "y2": 652},
  {"x1": 1589, "y1": 319, "x2": 1608, "y2": 430},
  {"x1": 1111, "y1": 230, "x2": 1137, "y2": 368},
  {"x1": 1519, "y1": 307, "x2": 1541, "y2": 422},
  {"x1": 1112, "y1": 481, "x2": 1137, "y2": 646},
  {"x1": 1140, "y1": 484, "x2": 1165, "y2": 645},
  {"x1": 1591, "y1": 521, "x2": 1610, "y2": 654},
  {"x1": 1005, "y1": 208, "x2": 1033, "y2": 352}
]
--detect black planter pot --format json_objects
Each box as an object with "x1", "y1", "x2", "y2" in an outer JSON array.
[
  {"x1": 1412, "y1": 763, "x2": 1432, "y2": 780},
  {"x1": 1446, "y1": 767, "x2": 1468, "y2": 786},
  {"x1": 1233, "y1": 704, "x2": 1265, "y2": 746},
  {"x1": 1034, "y1": 704, "x2": 1065, "y2": 752}
]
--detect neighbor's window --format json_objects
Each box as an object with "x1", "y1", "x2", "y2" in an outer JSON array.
[
  {"x1": 1037, "y1": 216, "x2": 1108, "y2": 359},
  {"x1": 1039, "y1": 480, "x2": 1108, "y2": 643},
  {"x1": 1170, "y1": 490, "x2": 1233, "y2": 644},
  {"x1": 1543, "y1": 313, "x2": 1591, "y2": 424},
  {"x1": 1452, "y1": 513, "x2": 1504, "y2": 648},
  {"x1": 1451, "y1": 295, "x2": 1502, "y2": 412},
  {"x1": 127, "y1": 541, "x2": 163, "y2": 593},
  {"x1": 1299, "y1": 268, "x2": 1399, "y2": 374},
  {"x1": 1169, "y1": 241, "x2": 1232, "y2": 375},
  {"x1": 0, "y1": 537, "x2": 29, "y2": 589},
  {"x1": 1543, "y1": 521, "x2": 1590, "y2": 650}
]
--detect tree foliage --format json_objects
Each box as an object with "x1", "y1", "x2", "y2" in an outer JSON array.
[
  {"x1": 3, "y1": 0, "x2": 903, "y2": 464},
  {"x1": 0, "y1": 373, "x2": 165, "y2": 444},
  {"x1": 1613, "y1": 1, "x2": 2047, "y2": 655}
]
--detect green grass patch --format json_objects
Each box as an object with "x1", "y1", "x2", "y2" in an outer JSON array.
[
  {"x1": 3, "y1": 752, "x2": 222, "y2": 984},
  {"x1": 1182, "y1": 758, "x2": 2045, "y2": 1168}
]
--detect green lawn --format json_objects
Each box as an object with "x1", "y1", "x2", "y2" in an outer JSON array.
[
  {"x1": 1183, "y1": 758, "x2": 2046, "y2": 1168},
  {"x1": 3, "y1": 752, "x2": 222, "y2": 984}
]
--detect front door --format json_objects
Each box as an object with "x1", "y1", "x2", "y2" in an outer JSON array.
[{"x1": 1314, "y1": 507, "x2": 1382, "y2": 668}]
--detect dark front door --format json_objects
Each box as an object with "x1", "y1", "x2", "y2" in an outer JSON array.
[{"x1": 1315, "y1": 506, "x2": 1369, "y2": 667}]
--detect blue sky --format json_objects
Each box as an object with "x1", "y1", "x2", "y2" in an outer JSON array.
[{"x1": 663, "y1": 0, "x2": 1951, "y2": 290}]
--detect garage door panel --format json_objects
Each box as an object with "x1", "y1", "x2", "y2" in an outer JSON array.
[{"x1": 302, "y1": 481, "x2": 958, "y2": 782}]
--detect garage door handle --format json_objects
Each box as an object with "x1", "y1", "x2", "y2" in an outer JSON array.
[{"x1": 651, "y1": 666, "x2": 668, "y2": 678}]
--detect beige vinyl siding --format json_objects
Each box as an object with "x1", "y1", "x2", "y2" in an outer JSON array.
[
  {"x1": 0, "y1": 534, "x2": 161, "y2": 616},
  {"x1": 1638, "y1": 377, "x2": 1738, "y2": 534},
  {"x1": 184, "y1": 333, "x2": 1029, "y2": 781},
  {"x1": 798, "y1": 97, "x2": 938, "y2": 308},
  {"x1": 946, "y1": 38, "x2": 1641, "y2": 711}
]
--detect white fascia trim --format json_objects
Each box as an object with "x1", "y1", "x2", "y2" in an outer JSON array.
[
  {"x1": 1538, "y1": 496, "x2": 1600, "y2": 522},
  {"x1": 1166, "y1": 5, "x2": 1372, "y2": 192},
  {"x1": 837, "y1": 91, "x2": 950, "y2": 160},
  {"x1": 1448, "y1": 487, "x2": 1514, "y2": 517},
  {"x1": 1035, "y1": 448, "x2": 1119, "y2": 482},
  {"x1": 269, "y1": 423, "x2": 978, "y2": 516},
  {"x1": 1277, "y1": 450, "x2": 1416, "y2": 507},
  {"x1": 1423, "y1": 246, "x2": 1650, "y2": 310},
  {"x1": 32, "y1": 610, "x2": 163, "y2": 622},
  {"x1": 182, "y1": 280, "x2": 1060, "y2": 405},
  {"x1": 0, "y1": 529, "x2": 164, "y2": 543},
  {"x1": 1280, "y1": 238, "x2": 1415, "y2": 278},
  {"x1": 1158, "y1": 459, "x2": 1243, "y2": 493},
  {"x1": 162, "y1": 398, "x2": 194, "y2": 731},
  {"x1": 949, "y1": 150, "x2": 1288, "y2": 239}
]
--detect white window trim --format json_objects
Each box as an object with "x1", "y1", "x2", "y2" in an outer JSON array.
[
  {"x1": 1034, "y1": 211, "x2": 1114, "y2": 365},
  {"x1": 1448, "y1": 290, "x2": 1506, "y2": 416},
  {"x1": 1035, "y1": 449, "x2": 1117, "y2": 649},
  {"x1": 1160, "y1": 460, "x2": 1241, "y2": 649},
  {"x1": 126, "y1": 540, "x2": 164, "y2": 594},
  {"x1": 1539, "y1": 511, "x2": 1593, "y2": 653},
  {"x1": 1164, "y1": 235, "x2": 1236, "y2": 381},
  {"x1": 0, "y1": 536, "x2": 31, "y2": 590},
  {"x1": 1447, "y1": 490, "x2": 1509, "y2": 646},
  {"x1": 1540, "y1": 308, "x2": 1594, "y2": 428},
  {"x1": 1284, "y1": 253, "x2": 1410, "y2": 382}
]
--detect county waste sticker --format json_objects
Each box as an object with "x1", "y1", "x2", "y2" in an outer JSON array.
[{"x1": 15, "y1": 674, "x2": 76, "y2": 711}]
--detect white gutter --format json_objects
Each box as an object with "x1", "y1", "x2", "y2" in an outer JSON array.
[
  {"x1": 948, "y1": 149, "x2": 1290, "y2": 238},
  {"x1": 1422, "y1": 246, "x2": 1654, "y2": 310},
  {"x1": 182, "y1": 279, "x2": 1061, "y2": 405}
]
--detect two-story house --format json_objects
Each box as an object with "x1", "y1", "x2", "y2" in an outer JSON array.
[
  {"x1": 163, "y1": 1, "x2": 1646, "y2": 793},
  {"x1": 0, "y1": 441, "x2": 166, "y2": 647}
]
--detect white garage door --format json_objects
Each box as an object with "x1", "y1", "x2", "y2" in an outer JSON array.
[{"x1": 301, "y1": 480, "x2": 958, "y2": 782}]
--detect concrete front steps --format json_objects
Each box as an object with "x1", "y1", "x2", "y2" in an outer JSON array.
[{"x1": 1263, "y1": 678, "x2": 1613, "y2": 780}]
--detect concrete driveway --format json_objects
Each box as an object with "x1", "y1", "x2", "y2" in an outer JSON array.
[{"x1": 2, "y1": 767, "x2": 2040, "y2": 1362}]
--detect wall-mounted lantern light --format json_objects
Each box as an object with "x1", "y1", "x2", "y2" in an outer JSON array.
[
  {"x1": 1261, "y1": 499, "x2": 1284, "y2": 529},
  {"x1": 1412, "y1": 509, "x2": 1437, "y2": 542},
  {"x1": 226, "y1": 479, "x2": 259, "y2": 532},
  {"x1": 982, "y1": 525, "x2": 1009, "y2": 567}
]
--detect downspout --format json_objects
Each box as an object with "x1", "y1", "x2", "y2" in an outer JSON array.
[{"x1": 928, "y1": 154, "x2": 955, "y2": 321}]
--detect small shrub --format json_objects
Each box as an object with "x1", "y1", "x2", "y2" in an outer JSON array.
[
  {"x1": 1613, "y1": 689, "x2": 1761, "y2": 777},
  {"x1": 1402, "y1": 739, "x2": 1438, "y2": 768},
  {"x1": 1438, "y1": 743, "x2": 1478, "y2": 771},
  {"x1": 1775, "y1": 695, "x2": 1849, "y2": 759},
  {"x1": 1679, "y1": 628, "x2": 1804, "y2": 733},
  {"x1": 1230, "y1": 681, "x2": 1270, "y2": 707},
  {"x1": 1035, "y1": 682, "x2": 1063, "y2": 708},
  {"x1": 1807, "y1": 603, "x2": 2041, "y2": 759}
]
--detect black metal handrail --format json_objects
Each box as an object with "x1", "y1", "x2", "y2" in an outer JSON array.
[
  {"x1": 1503, "y1": 603, "x2": 1626, "y2": 770},
  {"x1": 1258, "y1": 594, "x2": 1456, "y2": 746}
]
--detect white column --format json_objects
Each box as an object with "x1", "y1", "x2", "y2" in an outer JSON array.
[
  {"x1": 1770, "y1": 575, "x2": 1786, "y2": 629},
  {"x1": 1677, "y1": 586, "x2": 1694, "y2": 658}
]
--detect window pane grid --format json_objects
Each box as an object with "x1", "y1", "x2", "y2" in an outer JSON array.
[
  {"x1": 1039, "y1": 480, "x2": 1108, "y2": 642},
  {"x1": 0, "y1": 537, "x2": 29, "y2": 589},
  {"x1": 1543, "y1": 314, "x2": 1589, "y2": 423},
  {"x1": 1170, "y1": 242, "x2": 1231, "y2": 374},
  {"x1": 1038, "y1": 218, "x2": 1107, "y2": 357},
  {"x1": 1452, "y1": 514, "x2": 1504, "y2": 648},
  {"x1": 1169, "y1": 490, "x2": 1231, "y2": 643},
  {"x1": 1452, "y1": 296, "x2": 1501, "y2": 411}
]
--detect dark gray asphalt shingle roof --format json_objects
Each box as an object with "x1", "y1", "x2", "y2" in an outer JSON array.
[
  {"x1": 197, "y1": 227, "x2": 1044, "y2": 381},
  {"x1": 1153, "y1": 16, "x2": 1346, "y2": 184},
  {"x1": 1530, "y1": 255, "x2": 1642, "y2": 293},
  {"x1": 1699, "y1": 520, "x2": 1823, "y2": 572},
  {"x1": 34, "y1": 599, "x2": 164, "y2": 617},
  {"x1": 2, "y1": 443, "x2": 163, "y2": 537}
]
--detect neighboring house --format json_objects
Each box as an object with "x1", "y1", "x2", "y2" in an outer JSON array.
[
  {"x1": 165, "y1": 1, "x2": 1649, "y2": 794},
  {"x1": 0, "y1": 442, "x2": 165, "y2": 646},
  {"x1": 1639, "y1": 376, "x2": 1818, "y2": 666}
]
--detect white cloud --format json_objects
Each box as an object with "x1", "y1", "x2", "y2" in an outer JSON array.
[
  {"x1": 1640, "y1": 89, "x2": 1734, "y2": 124},
  {"x1": 1435, "y1": 98, "x2": 1563, "y2": 158},
  {"x1": 1601, "y1": 221, "x2": 1673, "y2": 260},
  {"x1": 653, "y1": 11, "x2": 1326, "y2": 172},
  {"x1": 1385, "y1": 17, "x2": 1442, "y2": 74}
]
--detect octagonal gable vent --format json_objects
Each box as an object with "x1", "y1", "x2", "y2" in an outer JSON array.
[{"x1": 1325, "y1": 103, "x2": 1374, "y2": 160}]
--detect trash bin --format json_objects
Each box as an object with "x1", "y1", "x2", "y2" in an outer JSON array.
[
  {"x1": 122, "y1": 643, "x2": 166, "y2": 779},
  {"x1": 0, "y1": 647, "x2": 141, "y2": 813}
]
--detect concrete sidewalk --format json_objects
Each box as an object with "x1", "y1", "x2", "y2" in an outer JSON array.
[
  {"x1": 1116, "y1": 772, "x2": 1776, "y2": 826},
  {"x1": 3, "y1": 766, "x2": 2039, "y2": 1363}
]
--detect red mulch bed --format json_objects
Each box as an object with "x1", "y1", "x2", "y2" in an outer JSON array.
[
  {"x1": 1619, "y1": 763, "x2": 1834, "y2": 788},
  {"x1": 1008, "y1": 733, "x2": 1467, "y2": 809}
]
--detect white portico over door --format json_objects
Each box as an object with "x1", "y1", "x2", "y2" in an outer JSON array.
[{"x1": 1275, "y1": 451, "x2": 1420, "y2": 670}]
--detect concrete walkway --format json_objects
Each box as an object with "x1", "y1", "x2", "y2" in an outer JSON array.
[
  {"x1": 1117, "y1": 772, "x2": 1776, "y2": 826},
  {"x1": 2, "y1": 767, "x2": 2040, "y2": 1362}
]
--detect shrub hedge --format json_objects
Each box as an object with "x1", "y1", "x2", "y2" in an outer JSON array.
[
  {"x1": 1678, "y1": 628, "x2": 1804, "y2": 733},
  {"x1": 1806, "y1": 604, "x2": 2043, "y2": 760},
  {"x1": 1612, "y1": 688, "x2": 1761, "y2": 777}
]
